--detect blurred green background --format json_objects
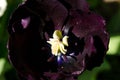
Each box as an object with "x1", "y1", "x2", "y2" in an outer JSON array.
[{"x1": 0, "y1": 0, "x2": 120, "y2": 80}]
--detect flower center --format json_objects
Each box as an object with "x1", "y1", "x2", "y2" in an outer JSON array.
[{"x1": 47, "y1": 30, "x2": 69, "y2": 56}]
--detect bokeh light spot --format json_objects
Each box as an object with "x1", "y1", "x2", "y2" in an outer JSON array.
[{"x1": 107, "y1": 36, "x2": 120, "y2": 55}]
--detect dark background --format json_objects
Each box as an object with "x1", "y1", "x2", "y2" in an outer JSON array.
[{"x1": 0, "y1": 0, "x2": 120, "y2": 80}]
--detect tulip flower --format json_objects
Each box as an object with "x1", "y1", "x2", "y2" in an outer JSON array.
[{"x1": 7, "y1": 0, "x2": 109, "y2": 80}]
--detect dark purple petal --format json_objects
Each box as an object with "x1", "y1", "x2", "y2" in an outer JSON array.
[
  {"x1": 63, "y1": 0, "x2": 89, "y2": 12},
  {"x1": 85, "y1": 30, "x2": 109, "y2": 70},
  {"x1": 26, "y1": 0, "x2": 68, "y2": 30},
  {"x1": 64, "y1": 10, "x2": 109, "y2": 70},
  {"x1": 44, "y1": 72, "x2": 78, "y2": 80},
  {"x1": 41, "y1": 0, "x2": 68, "y2": 29},
  {"x1": 8, "y1": 3, "x2": 52, "y2": 78},
  {"x1": 68, "y1": 10, "x2": 106, "y2": 38}
]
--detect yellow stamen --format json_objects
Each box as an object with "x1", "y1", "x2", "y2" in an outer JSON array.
[{"x1": 47, "y1": 30, "x2": 69, "y2": 56}]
